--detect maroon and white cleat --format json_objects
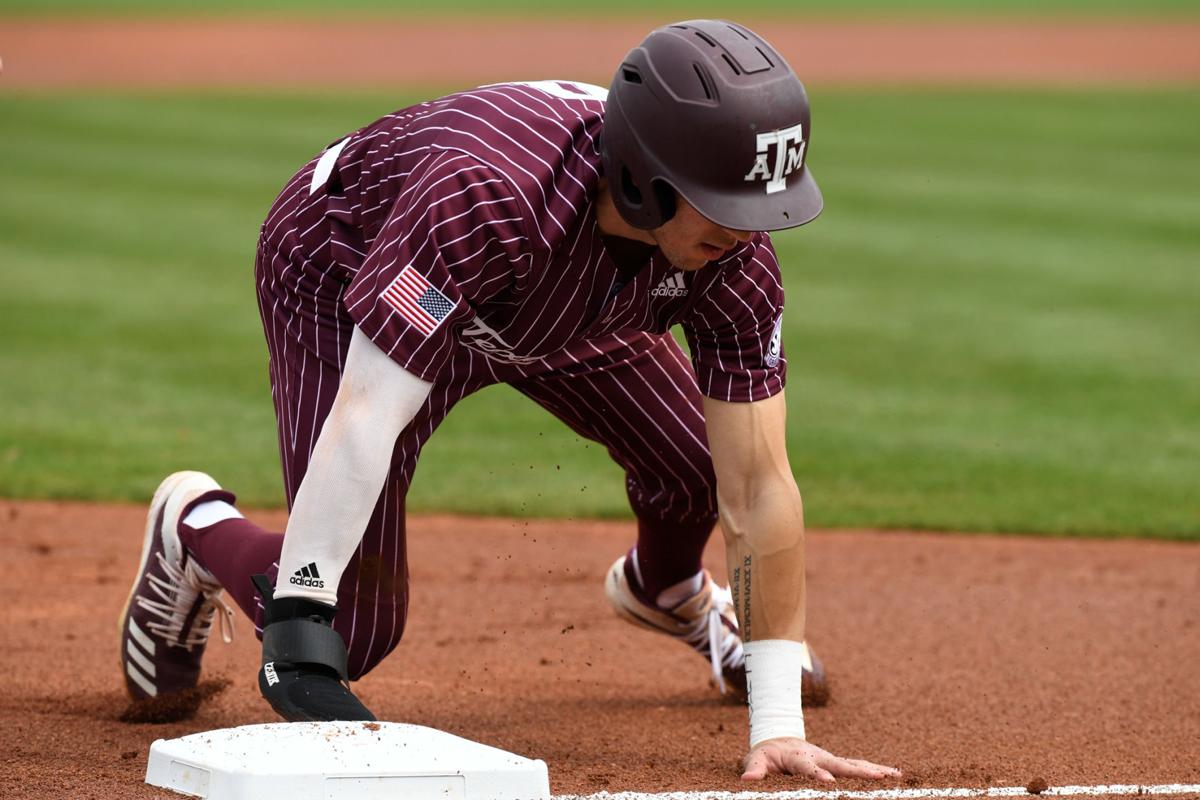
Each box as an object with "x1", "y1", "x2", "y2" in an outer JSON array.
[
  {"x1": 118, "y1": 471, "x2": 234, "y2": 701},
  {"x1": 604, "y1": 553, "x2": 829, "y2": 705}
]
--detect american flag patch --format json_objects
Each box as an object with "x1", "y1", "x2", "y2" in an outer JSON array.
[{"x1": 381, "y1": 266, "x2": 455, "y2": 336}]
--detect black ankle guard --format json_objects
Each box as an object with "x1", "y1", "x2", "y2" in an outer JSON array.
[{"x1": 251, "y1": 574, "x2": 375, "y2": 722}]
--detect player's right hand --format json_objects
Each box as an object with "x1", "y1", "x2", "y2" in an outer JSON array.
[{"x1": 741, "y1": 737, "x2": 901, "y2": 782}]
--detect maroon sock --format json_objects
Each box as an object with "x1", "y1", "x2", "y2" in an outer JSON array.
[
  {"x1": 632, "y1": 516, "x2": 714, "y2": 600},
  {"x1": 178, "y1": 494, "x2": 284, "y2": 622}
]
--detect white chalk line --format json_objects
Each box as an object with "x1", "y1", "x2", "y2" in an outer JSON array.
[{"x1": 558, "y1": 785, "x2": 1200, "y2": 800}]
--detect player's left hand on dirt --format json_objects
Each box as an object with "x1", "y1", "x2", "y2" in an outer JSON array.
[
  {"x1": 741, "y1": 737, "x2": 900, "y2": 783},
  {"x1": 252, "y1": 575, "x2": 376, "y2": 722}
]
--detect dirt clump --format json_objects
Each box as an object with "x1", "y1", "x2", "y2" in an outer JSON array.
[{"x1": 1026, "y1": 777, "x2": 1050, "y2": 794}]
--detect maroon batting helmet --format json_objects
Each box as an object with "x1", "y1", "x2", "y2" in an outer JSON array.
[{"x1": 601, "y1": 19, "x2": 823, "y2": 232}]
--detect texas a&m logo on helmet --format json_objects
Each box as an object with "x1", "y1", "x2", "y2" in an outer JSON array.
[{"x1": 743, "y1": 123, "x2": 807, "y2": 195}]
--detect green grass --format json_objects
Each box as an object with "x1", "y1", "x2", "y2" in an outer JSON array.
[
  {"x1": 1, "y1": 0, "x2": 1198, "y2": 17},
  {"x1": 1, "y1": 88, "x2": 1197, "y2": 537}
]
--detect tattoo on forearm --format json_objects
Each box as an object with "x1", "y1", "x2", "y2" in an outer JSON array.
[
  {"x1": 741, "y1": 555, "x2": 752, "y2": 640},
  {"x1": 731, "y1": 566, "x2": 741, "y2": 630}
]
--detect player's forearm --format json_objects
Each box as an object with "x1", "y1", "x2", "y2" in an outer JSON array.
[
  {"x1": 719, "y1": 474, "x2": 806, "y2": 643},
  {"x1": 703, "y1": 393, "x2": 806, "y2": 641},
  {"x1": 275, "y1": 327, "x2": 433, "y2": 604},
  {"x1": 703, "y1": 393, "x2": 810, "y2": 745},
  {"x1": 720, "y1": 477, "x2": 812, "y2": 746},
  {"x1": 274, "y1": 404, "x2": 401, "y2": 603}
]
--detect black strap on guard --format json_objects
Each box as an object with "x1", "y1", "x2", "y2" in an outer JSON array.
[{"x1": 261, "y1": 618, "x2": 350, "y2": 680}]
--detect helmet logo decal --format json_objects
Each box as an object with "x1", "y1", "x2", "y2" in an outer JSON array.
[{"x1": 743, "y1": 123, "x2": 806, "y2": 195}]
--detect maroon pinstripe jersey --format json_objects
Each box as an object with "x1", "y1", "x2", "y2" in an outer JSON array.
[{"x1": 266, "y1": 80, "x2": 787, "y2": 403}]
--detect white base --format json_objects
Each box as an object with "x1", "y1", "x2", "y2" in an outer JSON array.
[{"x1": 145, "y1": 721, "x2": 550, "y2": 800}]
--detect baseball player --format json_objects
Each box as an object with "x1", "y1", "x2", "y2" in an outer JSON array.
[{"x1": 119, "y1": 20, "x2": 900, "y2": 782}]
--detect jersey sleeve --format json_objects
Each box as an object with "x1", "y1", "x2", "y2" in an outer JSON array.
[
  {"x1": 344, "y1": 151, "x2": 531, "y2": 380},
  {"x1": 681, "y1": 232, "x2": 787, "y2": 403}
]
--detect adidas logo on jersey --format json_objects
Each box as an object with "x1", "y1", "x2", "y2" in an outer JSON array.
[
  {"x1": 651, "y1": 272, "x2": 688, "y2": 298},
  {"x1": 289, "y1": 562, "x2": 325, "y2": 589}
]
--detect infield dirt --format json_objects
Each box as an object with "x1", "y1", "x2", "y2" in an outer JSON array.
[
  {"x1": 3, "y1": 19, "x2": 1199, "y2": 88},
  {"x1": 2, "y1": 499, "x2": 1198, "y2": 799}
]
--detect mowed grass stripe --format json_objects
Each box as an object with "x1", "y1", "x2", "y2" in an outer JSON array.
[{"x1": 0, "y1": 90, "x2": 1196, "y2": 536}]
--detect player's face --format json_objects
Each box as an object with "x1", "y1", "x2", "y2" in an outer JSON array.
[{"x1": 650, "y1": 196, "x2": 753, "y2": 271}]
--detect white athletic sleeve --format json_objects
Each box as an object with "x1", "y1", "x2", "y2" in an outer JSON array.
[{"x1": 273, "y1": 325, "x2": 433, "y2": 605}]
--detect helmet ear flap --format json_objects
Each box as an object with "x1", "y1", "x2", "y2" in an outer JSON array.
[
  {"x1": 651, "y1": 180, "x2": 676, "y2": 224},
  {"x1": 617, "y1": 169, "x2": 676, "y2": 227},
  {"x1": 601, "y1": 119, "x2": 672, "y2": 229},
  {"x1": 620, "y1": 165, "x2": 643, "y2": 208}
]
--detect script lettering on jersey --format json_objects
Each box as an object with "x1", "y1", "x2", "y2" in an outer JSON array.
[
  {"x1": 460, "y1": 315, "x2": 542, "y2": 365},
  {"x1": 743, "y1": 123, "x2": 806, "y2": 195}
]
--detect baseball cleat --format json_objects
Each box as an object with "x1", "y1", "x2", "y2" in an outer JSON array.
[
  {"x1": 118, "y1": 471, "x2": 234, "y2": 702},
  {"x1": 604, "y1": 553, "x2": 829, "y2": 705}
]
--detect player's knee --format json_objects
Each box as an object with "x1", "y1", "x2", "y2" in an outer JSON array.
[
  {"x1": 626, "y1": 473, "x2": 718, "y2": 529},
  {"x1": 632, "y1": 433, "x2": 719, "y2": 506}
]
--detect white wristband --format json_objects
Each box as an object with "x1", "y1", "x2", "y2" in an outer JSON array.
[{"x1": 745, "y1": 639, "x2": 807, "y2": 748}]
